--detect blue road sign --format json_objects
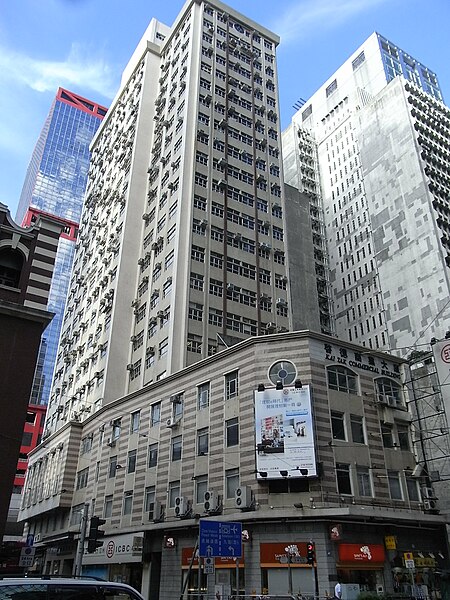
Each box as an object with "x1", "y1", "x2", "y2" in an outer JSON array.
[{"x1": 199, "y1": 520, "x2": 242, "y2": 558}]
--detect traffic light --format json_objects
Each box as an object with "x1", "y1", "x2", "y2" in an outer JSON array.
[
  {"x1": 307, "y1": 542, "x2": 315, "y2": 565},
  {"x1": 87, "y1": 516, "x2": 106, "y2": 553}
]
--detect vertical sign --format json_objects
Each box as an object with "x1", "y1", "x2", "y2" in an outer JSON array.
[{"x1": 433, "y1": 341, "x2": 450, "y2": 406}]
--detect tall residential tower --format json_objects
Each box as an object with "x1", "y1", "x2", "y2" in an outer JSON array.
[{"x1": 44, "y1": 0, "x2": 290, "y2": 438}]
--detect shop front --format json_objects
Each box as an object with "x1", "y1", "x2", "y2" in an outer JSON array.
[
  {"x1": 82, "y1": 532, "x2": 144, "y2": 592},
  {"x1": 337, "y1": 543, "x2": 386, "y2": 594},
  {"x1": 182, "y1": 547, "x2": 245, "y2": 600},
  {"x1": 260, "y1": 542, "x2": 315, "y2": 596}
]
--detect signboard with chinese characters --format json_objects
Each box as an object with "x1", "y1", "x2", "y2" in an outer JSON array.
[
  {"x1": 385, "y1": 536, "x2": 397, "y2": 550},
  {"x1": 433, "y1": 340, "x2": 450, "y2": 406},
  {"x1": 318, "y1": 341, "x2": 402, "y2": 380},
  {"x1": 254, "y1": 385, "x2": 317, "y2": 479}
]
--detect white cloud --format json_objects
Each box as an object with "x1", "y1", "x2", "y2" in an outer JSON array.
[
  {"x1": 0, "y1": 42, "x2": 117, "y2": 99},
  {"x1": 271, "y1": 0, "x2": 390, "y2": 44}
]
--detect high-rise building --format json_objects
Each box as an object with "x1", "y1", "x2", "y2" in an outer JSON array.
[
  {"x1": 283, "y1": 32, "x2": 449, "y2": 356},
  {"x1": 44, "y1": 0, "x2": 292, "y2": 438},
  {"x1": 16, "y1": 88, "x2": 107, "y2": 407}
]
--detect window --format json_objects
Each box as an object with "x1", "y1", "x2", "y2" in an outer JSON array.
[
  {"x1": 104, "y1": 495, "x2": 113, "y2": 518},
  {"x1": 327, "y1": 365, "x2": 358, "y2": 394},
  {"x1": 148, "y1": 443, "x2": 158, "y2": 468},
  {"x1": 108, "y1": 456, "x2": 118, "y2": 478},
  {"x1": 226, "y1": 468, "x2": 239, "y2": 499},
  {"x1": 172, "y1": 435, "x2": 182, "y2": 461},
  {"x1": 376, "y1": 378, "x2": 403, "y2": 408},
  {"x1": 225, "y1": 370, "x2": 239, "y2": 400},
  {"x1": 350, "y1": 414, "x2": 365, "y2": 444},
  {"x1": 159, "y1": 338, "x2": 169, "y2": 357},
  {"x1": 130, "y1": 411, "x2": 140, "y2": 433},
  {"x1": 144, "y1": 486, "x2": 156, "y2": 515},
  {"x1": 111, "y1": 419, "x2": 121, "y2": 440},
  {"x1": 381, "y1": 423, "x2": 394, "y2": 448},
  {"x1": 226, "y1": 417, "x2": 239, "y2": 447},
  {"x1": 331, "y1": 411, "x2": 345, "y2": 440},
  {"x1": 388, "y1": 471, "x2": 403, "y2": 500},
  {"x1": 336, "y1": 463, "x2": 352, "y2": 495},
  {"x1": 76, "y1": 468, "x2": 89, "y2": 490},
  {"x1": 406, "y1": 477, "x2": 420, "y2": 502},
  {"x1": 397, "y1": 424, "x2": 410, "y2": 450},
  {"x1": 196, "y1": 475, "x2": 208, "y2": 504},
  {"x1": 356, "y1": 467, "x2": 372, "y2": 497},
  {"x1": 22, "y1": 432, "x2": 33, "y2": 446},
  {"x1": 151, "y1": 402, "x2": 161, "y2": 426},
  {"x1": 127, "y1": 449, "x2": 137, "y2": 474},
  {"x1": 71, "y1": 503, "x2": 85, "y2": 526},
  {"x1": 197, "y1": 428, "x2": 209, "y2": 455},
  {"x1": 198, "y1": 382, "x2": 210, "y2": 409},
  {"x1": 80, "y1": 435, "x2": 93, "y2": 455},
  {"x1": 123, "y1": 490, "x2": 133, "y2": 515},
  {"x1": 169, "y1": 481, "x2": 180, "y2": 508}
]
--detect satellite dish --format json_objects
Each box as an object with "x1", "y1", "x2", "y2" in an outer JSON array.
[{"x1": 268, "y1": 361, "x2": 297, "y2": 386}]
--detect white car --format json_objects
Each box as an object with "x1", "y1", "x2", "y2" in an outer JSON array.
[{"x1": 0, "y1": 577, "x2": 145, "y2": 599}]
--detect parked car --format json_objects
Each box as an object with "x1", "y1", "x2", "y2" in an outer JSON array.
[{"x1": 0, "y1": 577, "x2": 145, "y2": 599}]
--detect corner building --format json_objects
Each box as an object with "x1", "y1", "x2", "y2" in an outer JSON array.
[
  {"x1": 44, "y1": 0, "x2": 290, "y2": 438},
  {"x1": 283, "y1": 33, "x2": 450, "y2": 355},
  {"x1": 20, "y1": 332, "x2": 448, "y2": 597}
]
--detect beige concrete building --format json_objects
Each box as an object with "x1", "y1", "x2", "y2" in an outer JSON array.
[{"x1": 20, "y1": 331, "x2": 448, "y2": 597}]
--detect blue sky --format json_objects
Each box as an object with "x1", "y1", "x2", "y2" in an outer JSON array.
[{"x1": 1, "y1": 0, "x2": 449, "y2": 219}]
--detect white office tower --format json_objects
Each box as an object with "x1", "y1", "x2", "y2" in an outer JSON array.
[
  {"x1": 283, "y1": 32, "x2": 450, "y2": 356},
  {"x1": 44, "y1": 0, "x2": 289, "y2": 436}
]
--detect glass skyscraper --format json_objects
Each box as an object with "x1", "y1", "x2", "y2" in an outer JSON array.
[{"x1": 16, "y1": 88, "x2": 107, "y2": 405}]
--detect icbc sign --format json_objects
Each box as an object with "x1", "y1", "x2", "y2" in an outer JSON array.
[{"x1": 106, "y1": 541, "x2": 115, "y2": 559}]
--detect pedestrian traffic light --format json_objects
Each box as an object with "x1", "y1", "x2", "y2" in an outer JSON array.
[
  {"x1": 87, "y1": 516, "x2": 106, "y2": 553},
  {"x1": 307, "y1": 542, "x2": 315, "y2": 564}
]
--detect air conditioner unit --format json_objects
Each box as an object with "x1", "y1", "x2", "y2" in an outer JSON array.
[
  {"x1": 423, "y1": 498, "x2": 439, "y2": 511},
  {"x1": 204, "y1": 490, "x2": 218, "y2": 513},
  {"x1": 157, "y1": 311, "x2": 165, "y2": 318},
  {"x1": 174, "y1": 496, "x2": 187, "y2": 517},
  {"x1": 166, "y1": 417, "x2": 178, "y2": 428},
  {"x1": 265, "y1": 322, "x2": 276, "y2": 330},
  {"x1": 34, "y1": 533, "x2": 41, "y2": 542},
  {"x1": 235, "y1": 486, "x2": 253, "y2": 509},
  {"x1": 131, "y1": 299, "x2": 139, "y2": 308},
  {"x1": 421, "y1": 487, "x2": 436, "y2": 500},
  {"x1": 106, "y1": 437, "x2": 116, "y2": 447}
]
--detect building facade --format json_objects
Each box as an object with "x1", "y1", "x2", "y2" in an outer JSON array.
[
  {"x1": 43, "y1": 0, "x2": 297, "y2": 440},
  {"x1": 0, "y1": 203, "x2": 62, "y2": 539},
  {"x1": 16, "y1": 88, "x2": 106, "y2": 407},
  {"x1": 283, "y1": 32, "x2": 450, "y2": 356},
  {"x1": 20, "y1": 332, "x2": 448, "y2": 597}
]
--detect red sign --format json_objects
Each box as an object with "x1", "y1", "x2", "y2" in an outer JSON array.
[
  {"x1": 260, "y1": 543, "x2": 309, "y2": 567},
  {"x1": 339, "y1": 544, "x2": 385, "y2": 564}
]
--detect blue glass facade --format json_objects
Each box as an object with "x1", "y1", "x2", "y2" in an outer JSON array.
[
  {"x1": 377, "y1": 33, "x2": 443, "y2": 101},
  {"x1": 18, "y1": 89, "x2": 106, "y2": 405}
]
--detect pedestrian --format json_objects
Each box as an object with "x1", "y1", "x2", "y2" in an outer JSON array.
[{"x1": 334, "y1": 582, "x2": 342, "y2": 599}]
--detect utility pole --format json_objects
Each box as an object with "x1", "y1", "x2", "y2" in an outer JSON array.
[{"x1": 73, "y1": 503, "x2": 89, "y2": 577}]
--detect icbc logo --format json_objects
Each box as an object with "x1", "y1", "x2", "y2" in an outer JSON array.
[
  {"x1": 106, "y1": 541, "x2": 115, "y2": 559},
  {"x1": 441, "y1": 344, "x2": 450, "y2": 364}
]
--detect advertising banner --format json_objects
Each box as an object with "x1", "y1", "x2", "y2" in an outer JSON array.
[{"x1": 254, "y1": 385, "x2": 317, "y2": 479}]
